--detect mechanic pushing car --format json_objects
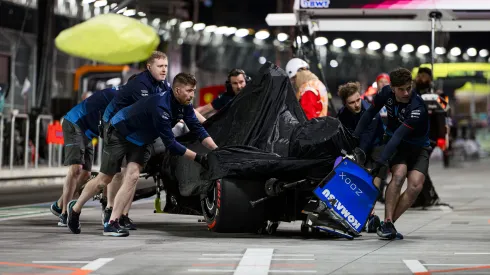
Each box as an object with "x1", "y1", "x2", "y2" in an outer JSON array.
[
  {"x1": 354, "y1": 67, "x2": 431, "y2": 240},
  {"x1": 336, "y1": 81, "x2": 385, "y2": 233},
  {"x1": 196, "y1": 68, "x2": 249, "y2": 118},
  {"x1": 285, "y1": 58, "x2": 329, "y2": 119},
  {"x1": 67, "y1": 73, "x2": 218, "y2": 237},
  {"x1": 98, "y1": 51, "x2": 172, "y2": 230},
  {"x1": 50, "y1": 74, "x2": 138, "y2": 227}
]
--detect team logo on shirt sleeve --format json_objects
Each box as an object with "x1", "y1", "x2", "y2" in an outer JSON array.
[
  {"x1": 161, "y1": 111, "x2": 170, "y2": 120},
  {"x1": 411, "y1": 109, "x2": 421, "y2": 118}
]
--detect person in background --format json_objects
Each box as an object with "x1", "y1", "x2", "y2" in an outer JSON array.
[
  {"x1": 196, "y1": 68, "x2": 248, "y2": 118},
  {"x1": 285, "y1": 58, "x2": 328, "y2": 119}
]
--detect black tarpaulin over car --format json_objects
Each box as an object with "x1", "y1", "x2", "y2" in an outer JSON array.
[{"x1": 166, "y1": 62, "x2": 356, "y2": 196}]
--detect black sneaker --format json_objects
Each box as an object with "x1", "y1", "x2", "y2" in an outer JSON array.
[
  {"x1": 103, "y1": 220, "x2": 129, "y2": 237},
  {"x1": 50, "y1": 201, "x2": 62, "y2": 217},
  {"x1": 58, "y1": 213, "x2": 67, "y2": 227},
  {"x1": 67, "y1": 200, "x2": 81, "y2": 234},
  {"x1": 377, "y1": 220, "x2": 397, "y2": 240},
  {"x1": 366, "y1": 214, "x2": 381, "y2": 233},
  {"x1": 119, "y1": 214, "x2": 137, "y2": 230},
  {"x1": 102, "y1": 207, "x2": 112, "y2": 226}
]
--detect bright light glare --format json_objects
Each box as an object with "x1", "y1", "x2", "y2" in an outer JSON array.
[
  {"x1": 179, "y1": 21, "x2": 193, "y2": 30},
  {"x1": 351, "y1": 40, "x2": 364, "y2": 49},
  {"x1": 385, "y1": 43, "x2": 398, "y2": 52},
  {"x1": 193, "y1": 23, "x2": 206, "y2": 31},
  {"x1": 169, "y1": 18, "x2": 178, "y2": 26},
  {"x1": 123, "y1": 8, "x2": 136, "y2": 16},
  {"x1": 479, "y1": 49, "x2": 489, "y2": 57},
  {"x1": 235, "y1": 28, "x2": 249, "y2": 37},
  {"x1": 333, "y1": 38, "x2": 346, "y2": 48},
  {"x1": 216, "y1": 26, "x2": 229, "y2": 35},
  {"x1": 314, "y1": 37, "x2": 328, "y2": 46},
  {"x1": 259, "y1": 56, "x2": 267, "y2": 64},
  {"x1": 417, "y1": 45, "x2": 430, "y2": 54},
  {"x1": 401, "y1": 44, "x2": 414, "y2": 53},
  {"x1": 277, "y1": 33, "x2": 288, "y2": 42},
  {"x1": 330, "y1": 60, "x2": 338, "y2": 68},
  {"x1": 367, "y1": 41, "x2": 381, "y2": 51},
  {"x1": 225, "y1": 27, "x2": 237, "y2": 36},
  {"x1": 255, "y1": 30, "x2": 270, "y2": 40},
  {"x1": 450, "y1": 47, "x2": 461, "y2": 56},
  {"x1": 93, "y1": 0, "x2": 107, "y2": 7},
  {"x1": 302, "y1": 36, "x2": 309, "y2": 43},
  {"x1": 435, "y1": 47, "x2": 446, "y2": 55},
  {"x1": 467, "y1": 47, "x2": 477, "y2": 57},
  {"x1": 204, "y1": 25, "x2": 217, "y2": 33},
  {"x1": 137, "y1": 11, "x2": 146, "y2": 16}
]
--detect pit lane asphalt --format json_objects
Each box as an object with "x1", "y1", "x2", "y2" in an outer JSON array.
[{"x1": 1, "y1": 158, "x2": 490, "y2": 275}]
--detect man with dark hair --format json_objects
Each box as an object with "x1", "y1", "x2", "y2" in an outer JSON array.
[
  {"x1": 414, "y1": 67, "x2": 433, "y2": 95},
  {"x1": 354, "y1": 67, "x2": 431, "y2": 240},
  {"x1": 196, "y1": 68, "x2": 248, "y2": 117},
  {"x1": 336, "y1": 81, "x2": 385, "y2": 233},
  {"x1": 66, "y1": 73, "x2": 218, "y2": 237}
]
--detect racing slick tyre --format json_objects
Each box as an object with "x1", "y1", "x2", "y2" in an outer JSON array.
[{"x1": 201, "y1": 178, "x2": 266, "y2": 233}]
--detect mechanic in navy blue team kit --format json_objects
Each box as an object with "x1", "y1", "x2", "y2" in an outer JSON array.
[
  {"x1": 67, "y1": 72, "x2": 218, "y2": 237},
  {"x1": 336, "y1": 81, "x2": 385, "y2": 233},
  {"x1": 354, "y1": 68, "x2": 431, "y2": 240},
  {"x1": 49, "y1": 75, "x2": 137, "y2": 227},
  {"x1": 195, "y1": 68, "x2": 248, "y2": 117}
]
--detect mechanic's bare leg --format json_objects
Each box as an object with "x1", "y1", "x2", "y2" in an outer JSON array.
[
  {"x1": 109, "y1": 162, "x2": 141, "y2": 222},
  {"x1": 123, "y1": 183, "x2": 137, "y2": 215},
  {"x1": 72, "y1": 173, "x2": 114, "y2": 213},
  {"x1": 392, "y1": 170, "x2": 425, "y2": 222},
  {"x1": 61, "y1": 165, "x2": 90, "y2": 214},
  {"x1": 384, "y1": 164, "x2": 407, "y2": 222},
  {"x1": 107, "y1": 171, "x2": 124, "y2": 209}
]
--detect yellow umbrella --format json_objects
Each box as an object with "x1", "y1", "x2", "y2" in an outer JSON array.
[{"x1": 55, "y1": 13, "x2": 160, "y2": 64}]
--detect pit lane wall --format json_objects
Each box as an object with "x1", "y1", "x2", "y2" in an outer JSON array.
[{"x1": 0, "y1": 167, "x2": 68, "y2": 207}]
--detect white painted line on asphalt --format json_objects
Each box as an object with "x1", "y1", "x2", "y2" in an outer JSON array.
[
  {"x1": 81, "y1": 258, "x2": 114, "y2": 271},
  {"x1": 198, "y1": 258, "x2": 315, "y2": 261},
  {"x1": 403, "y1": 260, "x2": 428, "y2": 274},
  {"x1": 32, "y1": 261, "x2": 91, "y2": 264},
  {"x1": 455, "y1": 252, "x2": 490, "y2": 255},
  {"x1": 0, "y1": 212, "x2": 52, "y2": 222},
  {"x1": 201, "y1": 254, "x2": 314, "y2": 257},
  {"x1": 234, "y1": 248, "x2": 274, "y2": 275},
  {"x1": 188, "y1": 269, "x2": 235, "y2": 273}
]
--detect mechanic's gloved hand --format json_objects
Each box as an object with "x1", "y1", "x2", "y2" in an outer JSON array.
[
  {"x1": 370, "y1": 160, "x2": 387, "y2": 177},
  {"x1": 194, "y1": 154, "x2": 209, "y2": 170},
  {"x1": 353, "y1": 147, "x2": 366, "y2": 166}
]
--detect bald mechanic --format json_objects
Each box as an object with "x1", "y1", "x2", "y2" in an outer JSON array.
[
  {"x1": 354, "y1": 68, "x2": 431, "y2": 240},
  {"x1": 196, "y1": 68, "x2": 248, "y2": 117},
  {"x1": 67, "y1": 73, "x2": 218, "y2": 237}
]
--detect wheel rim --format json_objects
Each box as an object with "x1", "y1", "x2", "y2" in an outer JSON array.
[{"x1": 203, "y1": 179, "x2": 219, "y2": 219}]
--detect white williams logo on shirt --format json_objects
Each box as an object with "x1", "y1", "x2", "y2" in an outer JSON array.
[
  {"x1": 141, "y1": 90, "x2": 149, "y2": 96},
  {"x1": 411, "y1": 110, "x2": 421, "y2": 118},
  {"x1": 161, "y1": 111, "x2": 170, "y2": 120}
]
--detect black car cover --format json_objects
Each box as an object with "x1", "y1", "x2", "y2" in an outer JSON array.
[{"x1": 165, "y1": 62, "x2": 356, "y2": 196}]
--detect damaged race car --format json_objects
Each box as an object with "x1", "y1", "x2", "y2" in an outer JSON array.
[{"x1": 100, "y1": 62, "x2": 379, "y2": 239}]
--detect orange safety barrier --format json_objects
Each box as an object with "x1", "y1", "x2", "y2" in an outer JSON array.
[{"x1": 47, "y1": 120, "x2": 64, "y2": 145}]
